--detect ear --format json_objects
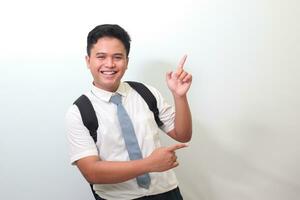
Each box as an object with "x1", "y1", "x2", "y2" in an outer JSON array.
[
  {"x1": 125, "y1": 57, "x2": 129, "y2": 70},
  {"x1": 85, "y1": 55, "x2": 90, "y2": 69}
]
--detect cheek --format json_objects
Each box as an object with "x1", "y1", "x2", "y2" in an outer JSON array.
[
  {"x1": 123, "y1": 62, "x2": 128, "y2": 70},
  {"x1": 88, "y1": 64, "x2": 99, "y2": 74},
  {"x1": 90, "y1": 61, "x2": 101, "y2": 69}
]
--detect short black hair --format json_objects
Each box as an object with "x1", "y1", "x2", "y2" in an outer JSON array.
[{"x1": 86, "y1": 24, "x2": 131, "y2": 57}]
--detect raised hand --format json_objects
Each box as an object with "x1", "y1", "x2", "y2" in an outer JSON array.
[{"x1": 166, "y1": 55, "x2": 192, "y2": 97}]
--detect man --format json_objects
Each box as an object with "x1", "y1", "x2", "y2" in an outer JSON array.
[{"x1": 66, "y1": 24, "x2": 192, "y2": 200}]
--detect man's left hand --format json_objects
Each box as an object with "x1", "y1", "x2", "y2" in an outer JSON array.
[{"x1": 166, "y1": 55, "x2": 192, "y2": 97}]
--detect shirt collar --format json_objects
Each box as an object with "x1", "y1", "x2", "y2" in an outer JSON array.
[{"x1": 91, "y1": 82, "x2": 128, "y2": 102}]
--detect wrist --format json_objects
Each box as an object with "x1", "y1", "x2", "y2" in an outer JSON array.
[
  {"x1": 172, "y1": 93, "x2": 188, "y2": 101},
  {"x1": 139, "y1": 157, "x2": 153, "y2": 173}
]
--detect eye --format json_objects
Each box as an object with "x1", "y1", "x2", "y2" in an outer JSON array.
[
  {"x1": 97, "y1": 56, "x2": 105, "y2": 60},
  {"x1": 113, "y1": 55, "x2": 123, "y2": 61}
]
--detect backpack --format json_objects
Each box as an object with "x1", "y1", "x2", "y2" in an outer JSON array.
[{"x1": 73, "y1": 81, "x2": 164, "y2": 200}]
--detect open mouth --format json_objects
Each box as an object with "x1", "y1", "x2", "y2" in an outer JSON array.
[{"x1": 100, "y1": 70, "x2": 117, "y2": 75}]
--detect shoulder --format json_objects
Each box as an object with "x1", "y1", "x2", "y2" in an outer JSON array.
[
  {"x1": 65, "y1": 104, "x2": 81, "y2": 126},
  {"x1": 124, "y1": 81, "x2": 162, "y2": 99},
  {"x1": 65, "y1": 92, "x2": 91, "y2": 126}
]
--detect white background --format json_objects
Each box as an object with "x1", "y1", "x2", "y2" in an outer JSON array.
[{"x1": 1, "y1": 0, "x2": 300, "y2": 199}]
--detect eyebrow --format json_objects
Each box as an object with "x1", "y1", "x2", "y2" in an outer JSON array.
[{"x1": 95, "y1": 52, "x2": 125, "y2": 56}]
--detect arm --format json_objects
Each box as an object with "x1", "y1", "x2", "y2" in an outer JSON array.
[
  {"x1": 166, "y1": 55, "x2": 193, "y2": 143},
  {"x1": 66, "y1": 104, "x2": 187, "y2": 185},
  {"x1": 76, "y1": 156, "x2": 150, "y2": 184},
  {"x1": 76, "y1": 143, "x2": 187, "y2": 184}
]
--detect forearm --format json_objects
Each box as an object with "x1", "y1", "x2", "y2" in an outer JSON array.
[
  {"x1": 173, "y1": 95, "x2": 192, "y2": 142},
  {"x1": 79, "y1": 158, "x2": 151, "y2": 184}
]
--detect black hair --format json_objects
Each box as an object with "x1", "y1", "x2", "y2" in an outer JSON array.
[{"x1": 86, "y1": 24, "x2": 131, "y2": 57}]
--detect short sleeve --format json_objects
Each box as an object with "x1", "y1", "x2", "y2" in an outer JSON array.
[
  {"x1": 145, "y1": 85, "x2": 175, "y2": 133},
  {"x1": 65, "y1": 105, "x2": 98, "y2": 165}
]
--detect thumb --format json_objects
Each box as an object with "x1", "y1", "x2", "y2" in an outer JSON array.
[
  {"x1": 172, "y1": 71, "x2": 178, "y2": 79},
  {"x1": 166, "y1": 71, "x2": 172, "y2": 80}
]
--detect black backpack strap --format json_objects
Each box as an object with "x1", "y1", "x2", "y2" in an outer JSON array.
[
  {"x1": 90, "y1": 185, "x2": 105, "y2": 200},
  {"x1": 73, "y1": 95, "x2": 98, "y2": 143},
  {"x1": 74, "y1": 95, "x2": 103, "y2": 200},
  {"x1": 126, "y1": 81, "x2": 164, "y2": 127}
]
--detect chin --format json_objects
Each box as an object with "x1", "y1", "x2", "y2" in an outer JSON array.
[{"x1": 104, "y1": 82, "x2": 120, "y2": 91}]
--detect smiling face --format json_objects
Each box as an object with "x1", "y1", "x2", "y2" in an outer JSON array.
[{"x1": 86, "y1": 37, "x2": 129, "y2": 92}]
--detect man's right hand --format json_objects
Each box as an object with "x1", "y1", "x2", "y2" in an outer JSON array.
[
  {"x1": 76, "y1": 143, "x2": 188, "y2": 184},
  {"x1": 146, "y1": 143, "x2": 188, "y2": 172}
]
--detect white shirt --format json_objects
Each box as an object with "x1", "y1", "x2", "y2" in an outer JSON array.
[{"x1": 65, "y1": 82, "x2": 178, "y2": 200}]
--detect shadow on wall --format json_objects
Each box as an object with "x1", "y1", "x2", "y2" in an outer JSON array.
[
  {"x1": 178, "y1": 117, "x2": 300, "y2": 200},
  {"x1": 133, "y1": 60, "x2": 174, "y2": 100}
]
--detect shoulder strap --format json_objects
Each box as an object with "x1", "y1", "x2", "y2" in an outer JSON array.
[
  {"x1": 126, "y1": 81, "x2": 164, "y2": 127},
  {"x1": 73, "y1": 95, "x2": 102, "y2": 200},
  {"x1": 73, "y1": 95, "x2": 98, "y2": 143}
]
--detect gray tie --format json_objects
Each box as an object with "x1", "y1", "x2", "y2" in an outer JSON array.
[{"x1": 110, "y1": 94, "x2": 151, "y2": 189}]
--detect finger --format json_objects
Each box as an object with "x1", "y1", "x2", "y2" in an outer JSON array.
[
  {"x1": 176, "y1": 67, "x2": 183, "y2": 76},
  {"x1": 173, "y1": 155, "x2": 178, "y2": 162},
  {"x1": 182, "y1": 74, "x2": 192, "y2": 83},
  {"x1": 166, "y1": 71, "x2": 178, "y2": 80},
  {"x1": 177, "y1": 54, "x2": 187, "y2": 70},
  {"x1": 172, "y1": 161, "x2": 179, "y2": 168},
  {"x1": 178, "y1": 71, "x2": 188, "y2": 81},
  {"x1": 167, "y1": 143, "x2": 188, "y2": 152}
]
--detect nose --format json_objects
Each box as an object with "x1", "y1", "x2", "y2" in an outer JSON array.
[{"x1": 105, "y1": 57, "x2": 115, "y2": 68}]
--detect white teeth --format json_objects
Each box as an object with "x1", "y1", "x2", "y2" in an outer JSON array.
[{"x1": 101, "y1": 71, "x2": 116, "y2": 75}]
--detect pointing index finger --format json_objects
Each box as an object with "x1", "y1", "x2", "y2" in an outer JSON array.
[
  {"x1": 177, "y1": 54, "x2": 187, "y2": 70},
  {"x1": 167, "y1": 143, "x2": 188, "y2": 152}
]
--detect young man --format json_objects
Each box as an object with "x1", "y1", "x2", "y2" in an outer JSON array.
[{"x1": 66, "y1": 24, "x2": 193, "y2": 200}]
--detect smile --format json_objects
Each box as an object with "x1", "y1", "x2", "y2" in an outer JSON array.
[{"x1": 100, "y1": 70, "x2": 117, "y2": 75}]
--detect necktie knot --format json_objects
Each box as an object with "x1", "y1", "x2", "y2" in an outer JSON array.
[{"x1": 110, "y1": 94, "x2": 122, "y2": 105}]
